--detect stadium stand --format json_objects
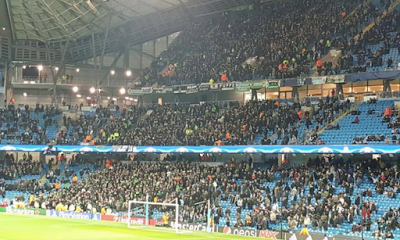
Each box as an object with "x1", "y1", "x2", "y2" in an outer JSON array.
[
  {"x1": 135, "y1": 0, "x2": 399, "y2": 86},
  {"x1": 0, "y1": 104, "x2": 61, "y2": 145},
  {"x1": 54, "y1": 96, "x2": 351, "y2": 146},
  {"x1": 320, "y1": 98, "x2": 399, "y2": 144},
  {"x1": 3, "y1": 0, "x2": 400, "y2": 240},
  {"x1": 6, "y1": 156, "x2": 397, "y2": 239}
]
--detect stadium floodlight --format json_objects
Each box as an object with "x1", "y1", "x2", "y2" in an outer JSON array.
[
  {"x1": 76, "y1": 68, "x2": 80, "y2": 73},
  {"x1": 119, "y1": 87, "x2": 126, "y2": 95},
  {"x1": 23, "y1": 92, "x2": 27, "y2": 97},
  {"x1": 128, "y1": 196, "x2": 180, "y2": 233},
  {"x1": 22, "y1": 65, "x2": 26, "y2": 69},
  {"x1": 86, "y1": 97, "x2": 91, "y2": 100},
  {"x1": 89, "y1": 87, "x2": 96, "y2": 94},
  {"x1": 37, "y1": 65, "x2": 43, "y2": 71},
  {"x1": 110, "y1": 70, "x2": 115, "y2": 75},
  {"x1": 76, "y1": 94, "x2": 82, "y2": 98},
  {"x1": 55, "y1": 67, "x2": 59, "y2": 71},
  {"x1": 72, "y1": 86, "x2": 79, "y2": 93},
  {"x1": 125, "y1": 70, "x2": 132, "y2": 77},
  {"x1": 2, "y1": 27, "x2": 5, "y2": 31},
  {"x1": 112, "y1": 97, "x2": 117, "y2": 101}
]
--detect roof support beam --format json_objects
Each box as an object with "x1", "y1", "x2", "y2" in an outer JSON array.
[
  {"x1": 38, "y1": 0, "x2": 71, "y2": 36},
  {"x1": 58, "y1": 0, "x2": 104, "y2": 33},
  {"x1": 5, "y1": 0, "x2": 17, "y2": 40},
  {"x1": 99, "y1": 49, "x2": 124, "y2": 85},
  {"x1": 99, "y1": 15, "x2": 113, "y2": 72}
]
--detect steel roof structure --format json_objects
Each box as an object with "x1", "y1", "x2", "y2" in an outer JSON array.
[{"x1": 3, "y1": 0, "x2": 254, "y2": 64}]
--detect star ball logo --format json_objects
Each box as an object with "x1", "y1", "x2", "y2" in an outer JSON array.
[{"x1": 223, "y1": 226, "x2": 231, "y2": 234}]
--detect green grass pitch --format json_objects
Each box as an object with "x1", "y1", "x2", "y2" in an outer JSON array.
[{"x1": 0, "y1": 214, "x2": 277, "y2": 240}]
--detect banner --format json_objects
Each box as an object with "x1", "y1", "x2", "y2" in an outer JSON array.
[
  {"x1": 101, "y1": 214, "x2": 157, "y2": 226},
  {"x1": 221, "y1": 83, "x2": 235, "y2": 91},
  {"x1": 311, "y1": 76, "x2": 326, "y2": 85},
  {"x1": 128, "y1": 88, "x2": 143, "y2": 96},
  {"x1": 217, "y1": 226, "x2": 279, "y2": 239},
  {"x1": 46, "y1": 210, "x2": 101, "y2": 220},
  {"x1": 250, "y1": 81, "x2": 266, "y2": 89},
  {"x1": 267, "y1": 80, "x2": 280, "y2": 89},
  {"x1": 199, "y1": 83, "x2": 210, "y2": 91},
  {"x1": 326, "y1": 75, "x2": 345, "y2": 84},
  {"x1": 186, "y1": 85, "x2": 199, "y2": 94},
  {"x1": 3, "y1": 206, "x2": 46, "y2": 215},
  {"x1": 297, "y1": 78, "x2": 307, "y2": 86},
  {"x1": 236, "y1": 82, "x2": 250, "y2": 92},
  {"x1": 154, "y1": 88, "x2": 167, "y2": 94},
  {"x1": 141, "y1": 87, "x2": 153, "y2": 94},
  {"x1": 173, "y1": 86, "x2": 186, "y2": 94}
]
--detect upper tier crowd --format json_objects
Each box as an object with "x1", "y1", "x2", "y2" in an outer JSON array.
[
  {"x1": 56, "y1": 96, "x2": 350, "y2": 146},
  {"x1": 136, "y1": 0, "x2": 398, "y2": 86}
]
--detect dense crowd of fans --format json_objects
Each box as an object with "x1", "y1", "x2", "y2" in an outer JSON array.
[
  {"x1": 331, "y1": 6, "x2": 400, "y2": 75},
  {"x1": 135, "y1": 0, "x2": 393, "y2": 86},
  {"x1": 0, "y1": 155, "x2": 392, "y2": 238},
  {"x1": 0, "y1": 153, "x2": 41, "y2": 180},
  {"x1": 53, "y1": 96, "x2": 350, "y2": 146}
]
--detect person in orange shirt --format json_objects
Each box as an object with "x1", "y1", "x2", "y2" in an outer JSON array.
[
  {"x1": 225, "y1": 132, "x2": 230, "y2": 139},
  {"x1": 221, "y1": 74, "x2": 228, "y2": 82},
  {"x1": 316, "y1": 59, "x2": 323, "y2": 76},
  {"x1": 316, "y1": 59, "x2": 323, "y2": 68},
  {"x1": 217, "y1": 140, "x2": 222, "y2": 146},
  {"x1": 106, "y1": 159, "x2": 111, "y2": 169},
  {"x1": 72, "y1": 175, "x2": 78, "y2": 183},
  {"x1": 55, "y1": 182, "x2": 60, "y2": 190},
  {"x1": 242, "y1": 125, "x2": 247, "y2": 130},
  {"x1": 385, "y1": 107, "x2": 391, "y2": 117},
  {"x1": 85, "y1": 135, "x2": 91, "y2": 142}
]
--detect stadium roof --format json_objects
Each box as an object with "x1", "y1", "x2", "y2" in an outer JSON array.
[
  {"x1": 6, "y1": 0, "x2": 191, "y2": 41},
  {"x1": 4, "y1": 0, "x2": 254, "y2": 63}
]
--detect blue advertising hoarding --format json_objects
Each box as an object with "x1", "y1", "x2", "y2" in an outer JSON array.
[{"x1": 0, "y1": 144, "x2": 399, "y2": 154}]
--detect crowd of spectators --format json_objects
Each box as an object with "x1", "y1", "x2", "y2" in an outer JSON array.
[
  {"x1": 330, "y1": 4, "x2": 400, "y2": 74},
  {"x1": 58, "y1": 101, "x2": 296, "y2": 146},
  {"x1": 6, "y1": 155, "x2": 392, "y2": 238},
  {"x1": 55, "y1": 96, "x2": 350, "y2": 146},
  {"x1": 0, "y1": 104, "x2": 61, "y2": 145},
  {"x1": 136, "y1": 0, "x2": 382, "y2": 87},
  {"x1": 0, "y1": 153, "x2": 41, "y2": 180}
]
